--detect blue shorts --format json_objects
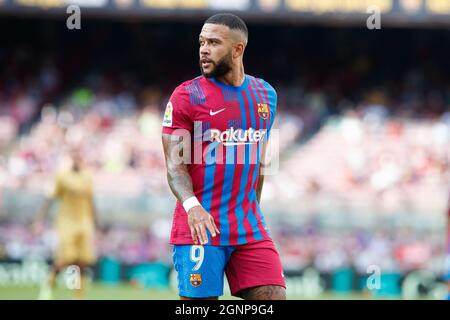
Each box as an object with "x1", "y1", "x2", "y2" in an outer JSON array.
[
  {"x1": 173, "y1": 245, "x2": 235, "y2": 298},
  {"x1": 172, "y1": 239, "x2": 286, "y2": 298}
]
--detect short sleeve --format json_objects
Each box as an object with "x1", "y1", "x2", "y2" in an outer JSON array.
[
  {"x1": 162, "y1": 85, "x2": 193, "y2": 135},
  {"x1": 269, "y1": 89, "x2": 277, "y2": 132},
  {"x1": 262, "y1": 80, "x2": 277, "y2": 137}
]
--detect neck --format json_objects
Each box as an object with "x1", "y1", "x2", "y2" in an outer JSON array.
[{"x1": 216, "y1": 64, "x2": 245, "y2": 87}]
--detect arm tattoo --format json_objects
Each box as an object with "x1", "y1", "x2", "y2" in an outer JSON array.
[
  {"x1": 167, "y1": 170, "x2": 194, "y2": 203},
  {"x1": 162, "y1": 133, "x2": 195, "y2": 203}
]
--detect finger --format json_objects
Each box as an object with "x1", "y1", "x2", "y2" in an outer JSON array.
[
  {"x1": 190, "y1": 225, "x2": 198, "y2": 244},
  {"x1": 201, "y1": 224, "x2": 208, "y2": 244},
  {"x1": 197, "y1": 223, "x2": 208, "y2": 245},
  {"x1": 205, "y1": 220, "x2": 216, "y2": 238},
  {"x1": 194, "y1": 224, "x2": 204, "y2": 244},
  {"x1": 210, "y1": 216, "x2": 220, "y2": 234}
]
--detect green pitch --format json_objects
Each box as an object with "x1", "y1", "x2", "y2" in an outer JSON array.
[{"x1": 0, "y1": 283, "x2": 422, "y2": 300}]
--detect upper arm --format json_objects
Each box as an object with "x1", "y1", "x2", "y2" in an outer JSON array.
[
  {"x1": 162, "y1": 85, "x2": 193, "y2": 135},
  {"x1": 161, "y1": 85, "x2": 193, "y2": 170}
]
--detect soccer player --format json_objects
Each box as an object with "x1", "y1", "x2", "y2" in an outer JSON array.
[
  {"x1": 34, "y1": 147, "x2": 97, "y2": 300},
  {"x1": 162, "y1": 13, "x2": 286, "y2": 300}
]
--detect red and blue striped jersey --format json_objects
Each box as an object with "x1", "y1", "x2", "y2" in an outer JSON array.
[{"x1": 162, "y1": 74, "x2": 277, "y2": 246}]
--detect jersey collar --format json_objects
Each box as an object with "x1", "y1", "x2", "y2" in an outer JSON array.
[{"x1": 209, "y1": 74, "x2": 249, "y2": 91}]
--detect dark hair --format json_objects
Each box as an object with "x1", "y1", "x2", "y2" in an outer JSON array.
[{"x1": 204, "y1": 13, "x2": 248, "y2": 38}]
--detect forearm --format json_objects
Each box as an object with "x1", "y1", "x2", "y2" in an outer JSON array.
[
  {"x1": 167, "y1": 166, "x2": 196, "y2": 203},
  {"x1": 162, "y1": 133, "x2": 196, "y2": 203}
]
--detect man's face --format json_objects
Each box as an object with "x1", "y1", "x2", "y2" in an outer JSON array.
[{"x1": 199, "y1": 23, "x2": 233, "y2": 78}]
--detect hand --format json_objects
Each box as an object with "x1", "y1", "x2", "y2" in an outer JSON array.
[{"x1": 187, "y1": 206, "x2": 220, "y2": 245}]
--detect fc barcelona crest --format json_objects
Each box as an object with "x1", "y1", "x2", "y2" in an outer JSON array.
[
  {"x1": 257, "y1": 103, "x2": 269, "y2": 120},
  {"x1": 190, "y1": 273, "x2": 202, "y2": 287}
]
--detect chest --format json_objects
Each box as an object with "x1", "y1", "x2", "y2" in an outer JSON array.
[
  {"x1": 191, "y1": 90, "x2": 269, "y2": 133},
  {"x1": 61, "y1": 174, "x2": 90, "y2": 196}
]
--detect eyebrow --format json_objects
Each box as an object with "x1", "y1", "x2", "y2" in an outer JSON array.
[{"x1": 199, "y1": 36, "x2": 223, "y2": 43}]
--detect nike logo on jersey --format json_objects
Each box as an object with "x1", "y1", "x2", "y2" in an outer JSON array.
[{"x1": 210, "y1": 108, "x2": 226, "y2": 116}]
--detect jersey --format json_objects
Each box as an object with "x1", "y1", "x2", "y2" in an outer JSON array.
[
  {"x1": 162, "y1": 74, "x2": 277, "y2": 246},
  {"x1": 50, "y1": 169, "x2": 94, "y2": 228}
]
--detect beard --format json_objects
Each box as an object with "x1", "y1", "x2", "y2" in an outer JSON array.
[{"x1": 199, "y1": 52, "x2": 233, "y2": 78}]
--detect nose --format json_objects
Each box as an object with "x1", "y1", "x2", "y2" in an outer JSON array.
[{"x1": 200, "y1": 43, "x2": 210, "y2": 57}]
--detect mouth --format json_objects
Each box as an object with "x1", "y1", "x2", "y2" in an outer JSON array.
[{"x1": 201, "y1": 59, "x2": 213, "y2": 68}]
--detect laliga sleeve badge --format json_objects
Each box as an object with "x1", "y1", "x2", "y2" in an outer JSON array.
[
  {"x1": 190, "y1": 273, "x2": 202, "y2": 287},
  {"x1": 257, "y1": 103, "x2": 269, "y2": 120},
  {"x1": 162, "y1": 101, "x2": 173, "y2": 127}
]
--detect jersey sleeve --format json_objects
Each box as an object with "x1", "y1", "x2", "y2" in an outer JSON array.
[
  {"x1": 262, "y1": 80, "x2": 277, "y2": 138},
  {"x1": 162, "y1": 85, "x2": 193, "y2": 135}
]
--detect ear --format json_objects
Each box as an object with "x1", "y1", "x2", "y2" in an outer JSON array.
[{"x1": 233, "y1": 42, "x2": 245, "y2": 59}]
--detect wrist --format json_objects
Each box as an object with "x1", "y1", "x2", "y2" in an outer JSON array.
[{"x1": 182, "y1": 196, "x2": 201, "y2": 214}]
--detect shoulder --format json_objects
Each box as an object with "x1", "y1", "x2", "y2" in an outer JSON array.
[
  {"x1": 172, "y1": 76, "x2": 207, "y2": 104},
  {"x1": 249, "y1": 76, "x2": 277, "y2": 111},
  {"x1": 55, "y1": 169, "x2": 69, "y2": 182},
  {"x1": 259, "y1": 78, "x2": 277, "y2": 94},
  {"x1": 172, "y1": 76, "x2": 206, "y2": 94},
  {"x1": 171, "y1": 76, "x2": 207, "y2": 105},
  {"x1": 249, "y1": 75, "x2": 277, "y2": 97}
]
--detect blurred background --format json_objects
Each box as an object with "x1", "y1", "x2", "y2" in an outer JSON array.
[{"x1": 0, "y1": 0, "x2": 449, "y2": 300}]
